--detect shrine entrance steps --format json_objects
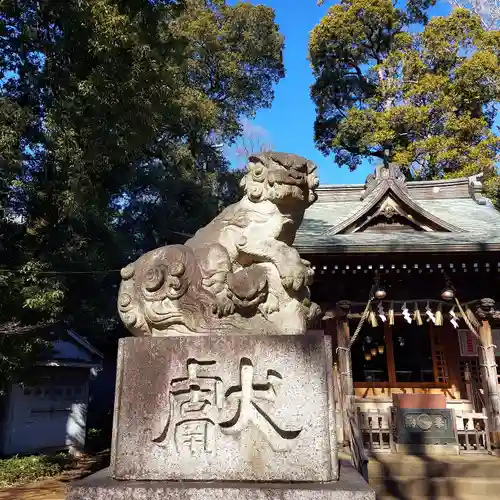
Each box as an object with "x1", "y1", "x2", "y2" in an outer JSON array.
[{"x1": 366, "y1": 453, "x2": 500, "y2": 499}]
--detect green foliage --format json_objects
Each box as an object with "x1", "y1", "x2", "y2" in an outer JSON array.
[
  {"x1": 0, "y1": 0, "x2": 284, "y2": 386},
  {"x1": 310, "y1": 2, "x2": 500, "y2": 181},
  {"x1": 0, "y1": 453, "x2": 74, "y2": 487}
]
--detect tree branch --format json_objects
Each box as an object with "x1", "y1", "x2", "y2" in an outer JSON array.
[{"x1": 0, "y1": 321, "x2": 53, "y2": 336}]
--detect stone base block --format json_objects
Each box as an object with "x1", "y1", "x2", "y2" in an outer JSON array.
[
  {"x1": 66, "y1": 464, "x2": 375, "y2": 500},
  {"x1": 393, "y1": 408, "x2": 457, "y2": 449},
  {"x1": 111, "y1": 334, "x2": 337, "y2": 482}
]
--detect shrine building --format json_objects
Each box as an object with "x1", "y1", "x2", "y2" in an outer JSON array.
[{"x1": 296, "y1": 163, "x2": 500, "y2": 455}]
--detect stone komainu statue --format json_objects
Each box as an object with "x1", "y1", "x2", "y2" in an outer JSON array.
[{"x1": 118, "y1": 152, "x2": 321, "y2": 336}]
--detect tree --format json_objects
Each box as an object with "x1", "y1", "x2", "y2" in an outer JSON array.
[
  {"x1": 447, "y1": 0, "x2": 500, "y2": 30},
  {"x1": 309, "y1": 1, "x2": 500, "y2": 183},
  {"x1": 0, "y1": 0, "x2": 284, "y2": 387}
]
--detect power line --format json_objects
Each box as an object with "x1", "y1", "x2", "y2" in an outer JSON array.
[{"x1": 0, "y1": 269, "x2": 121, "y2": 275}]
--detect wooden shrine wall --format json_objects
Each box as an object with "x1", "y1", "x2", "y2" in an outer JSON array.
[{"x1": 307, "y1": 251, "x2": 500, "y2": 402}]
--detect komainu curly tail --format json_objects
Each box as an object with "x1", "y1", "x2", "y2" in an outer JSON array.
[{"x1": 117, "y1": 244, "x2": 213, "y2": 336}]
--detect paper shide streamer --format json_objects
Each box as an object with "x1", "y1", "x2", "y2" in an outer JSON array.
[
  {"x1": 377, "y1": 301, "x2": 387, "y2": 322},
  {"x1": 425, "y1": 301, "x2": 436, "y2": 324},
  {"x1": 449, "y1": 306, "x2": 459, "y2": 329},
  {"x1": 401, "y1": 302, "x2": 412, "y2": 324}
]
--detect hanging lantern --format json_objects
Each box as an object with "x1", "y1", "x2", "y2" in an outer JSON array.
[
  {"x1": 364, "y1": 352, "x2": 372, "y2": 361},
  {"x1": 372, "y1": 271, "x2": 387, "y2": 300},
  {"x1": 441, "y1": 274, "x2": 455, "y2": 301},
  {"x1": 370, "y1": 347, "x2": 378, "y2": 356},
  {"x1": 441, "y1": 288, "x2": 455, "y2": 301},
  {"x1": 378, "y1": 344, "x2": 385, "y2": 354}
]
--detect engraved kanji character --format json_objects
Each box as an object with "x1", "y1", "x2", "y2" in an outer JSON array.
[
  {"x1": 405, "y1": 415, "x2": 417, "y2": 428},
  {"x1": 153, "y1": 359, "x2": 223, "y2": 455},
  {"x1": 434, "y1": 415, "x2": 446, "y2": 429},
  {"x1": 219, "y1": 357, "x2": 302, "y2": 451}
]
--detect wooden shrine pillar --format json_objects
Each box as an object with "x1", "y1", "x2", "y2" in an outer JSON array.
[
  {"x1": 335, "y1": 300, "x2": 354, "y2": 445},
  {"x1": 476, "y1": 299, "x2": 500, "y2": 446},
  {"x1": 335, "y1": 300, "x2": 368, "y2": 479}
]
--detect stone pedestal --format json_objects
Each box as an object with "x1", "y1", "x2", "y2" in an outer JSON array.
[
  {"x1": 66, "y1": 333, "x2": 375, "y2": 499},
  {"x1": 66, "y1": 153, "x2": 377, "y2": 500},
  {"x1": 111, "y1": 334, "x2": 337, "y2": 482},
  {"x1": 66, "y1": 462, "x2": 376, "y2": 500}
]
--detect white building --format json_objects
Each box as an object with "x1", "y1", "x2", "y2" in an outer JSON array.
[{"x1": 0, "y1": 329, "x2": 103, "y2": 456}]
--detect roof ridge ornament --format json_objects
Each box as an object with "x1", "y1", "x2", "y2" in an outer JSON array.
[
  {"x1": 326, "y1": 149, "x2": 465, "y2": 235},
  {"x1": 469, "y1": 173, "x2": 487, "y2": 206},
  {"x1": 362, "y1": 151, "x2": 407, "y2": 200}
]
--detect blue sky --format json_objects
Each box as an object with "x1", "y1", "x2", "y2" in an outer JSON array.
[{"x1": 235, "y1": 0, "x2": 454, "y2": 185}]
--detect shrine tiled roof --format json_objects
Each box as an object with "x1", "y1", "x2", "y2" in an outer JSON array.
[{"x1": 295, "y1": 168, "x2": 500, "y2": 254}]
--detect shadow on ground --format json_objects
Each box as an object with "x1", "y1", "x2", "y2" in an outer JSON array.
[
  {"x1": 372, "y1": 431, "x2": 456, "y2": 500},
  {"x1": 61, "y1": 450, "x2": 110, "y2": 483}
]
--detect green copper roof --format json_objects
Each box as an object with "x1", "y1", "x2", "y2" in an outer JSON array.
[{"x1": 295, "y1": 173, "x2": 500, "y2": 254}]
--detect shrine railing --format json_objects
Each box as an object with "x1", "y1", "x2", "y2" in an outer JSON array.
[
  {"x1": 455, "y1": 412, "x2": 491, "y2": 453},
  {"x1": 355, "y1": 408, "x2": 393, "y2": 453},
  {"x1": 464, "y1": 361, "x2": 486, "y2": 413},
  {"x1": 333, "y1": 364, "x2": 369, "y2": 480},
  {"x1": 354, "y1": 406, "x2": 491, "y2": 455},
  {"x1": 348, "y1": 404, "x2": 369, "y2": 481}
]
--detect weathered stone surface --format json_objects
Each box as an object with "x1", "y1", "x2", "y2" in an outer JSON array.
[
  {"x1": 67, "y1": 463, "x2": 375, "y2": 500},
  {"x1": 110, "y1": 334, "x2": 337, "y2": 482},
  {"x1": 117, "y1": 152, "x2": 321, "y2": 337}
]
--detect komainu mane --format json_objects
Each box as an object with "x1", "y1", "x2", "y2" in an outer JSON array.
[{"x1": 118, "y1": 152, "x2": 321, "y2": 336}]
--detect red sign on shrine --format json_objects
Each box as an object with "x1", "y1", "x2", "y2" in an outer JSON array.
[{"x1": 458, "y1": 329, "x2": 500, "y2": 357}]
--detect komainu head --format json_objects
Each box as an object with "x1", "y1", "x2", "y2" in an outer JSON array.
[{"x1": 240, "y1": 152, "x2": 319, "y2": 206}]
